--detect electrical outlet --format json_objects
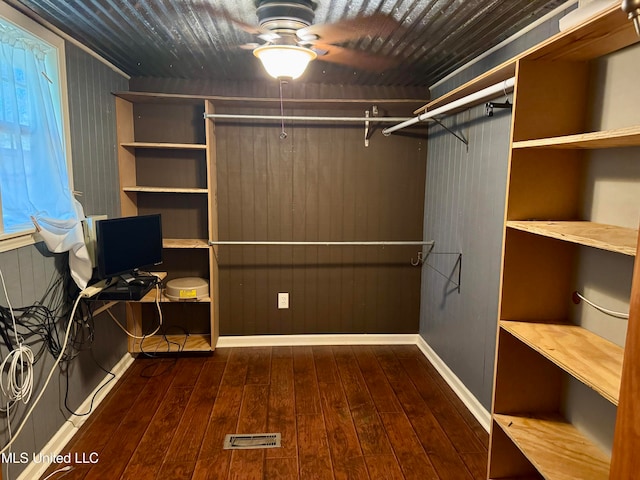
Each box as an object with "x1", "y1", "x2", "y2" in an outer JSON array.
[{"x1": 278, "y1": 292, "x2": 289, "y2": 309}]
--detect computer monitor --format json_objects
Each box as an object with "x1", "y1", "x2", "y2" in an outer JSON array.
[{"x1": 95, "y1": 214, "x2": 163, "y2": 280}]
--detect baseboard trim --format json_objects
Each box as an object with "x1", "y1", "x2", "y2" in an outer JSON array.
[
  {"x1": 415, "y1": 335, "x2": 491, "y2": 432},
  {"x1": 217, "y1": 333, "x2": 420, "y2": 348},
  {"x1": 18, "y1": 353, "x2": 135, "y2": 480}
]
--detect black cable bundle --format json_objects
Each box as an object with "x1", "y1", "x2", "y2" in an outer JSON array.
[
  {"x1": 0, "y1": 265, "x2": 91, "y2": 364},
  {"x1": 0, "y1": 303, "x2": 59, "y2": 364}
]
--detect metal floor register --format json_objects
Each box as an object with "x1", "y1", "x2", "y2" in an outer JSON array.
[{"x1": 223, "y1": 433, "x2": 282, "y2": 450}]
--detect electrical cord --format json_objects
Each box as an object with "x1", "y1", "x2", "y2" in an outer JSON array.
[
  {"x1": 105, "y1": 281, "x2": 163, "y2": 339},
  {"x1": 0, "y1": 269, "x2": 84, "y2": 365},
  {"x1": 42, "y1": 465, "x2": 73, "y2": 479},
  {"x1": 574, "y1": 291, "x2": 630, "y2": 319},
  {"x1": 61, "y1": 303, "x2": 113, "y2": 417},
  {"x1": 0, "y1": 303, "x2": 62, "y2": 363},
  {"x1": 63, "y1": 346, "x2": 115, "y2": 417}
]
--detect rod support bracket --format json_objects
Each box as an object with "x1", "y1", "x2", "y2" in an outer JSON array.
[
  {"x1": 485, "y1": 100, "x2": 512, "y2": 117},
  {"x1": 364, "y1": 105, "x2": 379, "y2": 147},
  {"x1": 365, "y1": 110, "x2": 370, "y2": 147},
  {"x1": 432, "y1": 118, "x2": 468, "y2": 146}
]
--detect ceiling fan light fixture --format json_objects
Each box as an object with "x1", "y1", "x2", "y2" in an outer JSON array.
[{"x1": 253, "y1": 44, "x2": 317, "y2": 79}]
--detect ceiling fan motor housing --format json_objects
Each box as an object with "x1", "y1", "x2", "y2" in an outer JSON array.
[{"x1": 255, "y1": 0, "x2": 318, "y2": 32}]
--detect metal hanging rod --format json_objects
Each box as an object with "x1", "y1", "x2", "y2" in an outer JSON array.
[
  {"x1": 382, "y1": 77, "x2": 515, "y2": 136},
  {"x1": 203, "y1": 113, "x2": 418, "y2": 123},
  {"x1": 208, "y1": 240, "x2": 434, "y2": 247}
]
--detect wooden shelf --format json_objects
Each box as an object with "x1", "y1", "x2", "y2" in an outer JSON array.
[
  {"x1": 130, "y1": 333, "x2": 212, "y2": 353},
  {"x1": 120, "y1": 141, "x2": 206, "y2": 150},
  {"x1": 506, "y1": 221, "x2": 638, "y2": 256},
  {"x1": 500, "y1": 321, "x2": 623, "y2": 405},
  {"x1": 122, "y1": 186, "x2": 208, "y2": 194},
  {"x1": 525, "y1": 4, "x2": 640, "y2": 63},
  {"x1": 415, "y1": 61, "x2": 516, "y2": 114},
  {"x1": 114, "y1": 91, "x2": 424, "y2": 111},
  {"x1": 418, "y1": 3, "x2": 638, "y2": 117},
  {"x1": 493, "y1": 413, "x2": 610, "y2": 480},
  {"x1": 163, "y1": 238, "x2": 210, "y2": 249},
  {"x1": 512, "y1": 125, "x2": 640, "y2": 149}
]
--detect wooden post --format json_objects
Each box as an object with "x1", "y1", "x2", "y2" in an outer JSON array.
[{"x1": 610, "y1": 229, "x2": 640, "y2": 478}]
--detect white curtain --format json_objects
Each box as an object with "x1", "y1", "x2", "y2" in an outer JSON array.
[{"x1": 0, "y1": 21, "x2": 91, "y2": 289}]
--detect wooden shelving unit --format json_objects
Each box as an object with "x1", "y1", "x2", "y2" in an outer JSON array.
[
  {"x1": 114, "y1": 93, "x2": 219, "y2": 353},
  {"x1": 426, "y1": 4, "x2": 640, "y2": 479}
]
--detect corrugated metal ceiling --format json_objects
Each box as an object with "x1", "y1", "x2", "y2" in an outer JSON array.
[{"x1": 6, "y1": 0, "x2": 569, "y2": 86}]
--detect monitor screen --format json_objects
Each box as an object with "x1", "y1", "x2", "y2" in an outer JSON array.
[{"x1": 96, "y1": 214, "x2": 163, "y2": 279}]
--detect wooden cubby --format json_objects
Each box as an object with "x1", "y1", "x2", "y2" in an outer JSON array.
[
  {"x1": 497, "y1": 6, "x2": 638, "y2": 479},
  {"x1": 419, "y1": 4, "x2": 640, "y2": 479},
  {"x1": 114, "y1": 94, "x2": 219, "y2": 353}
]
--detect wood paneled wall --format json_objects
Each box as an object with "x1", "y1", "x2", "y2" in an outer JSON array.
[
  {"x1": 215, "y1": 107, "x2": 426, "y2": 335},
  {"x1": 130, "y1": 79, "x2": 428, "y2": 336},
  {"x1": 0, "y1": 42, "x2": 128, "y2": 479},
  {"x1": 418, "y1": 3, "x2": 573, "y2": 412}
]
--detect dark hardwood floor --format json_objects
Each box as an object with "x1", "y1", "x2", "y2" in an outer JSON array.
[{"x1": 41, "y1": 345, "x2": 488, "y2": 479}]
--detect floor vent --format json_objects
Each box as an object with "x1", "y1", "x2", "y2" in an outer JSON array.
[{"x1": 223, "y1": 433, "x2": 282, "y2": 450}]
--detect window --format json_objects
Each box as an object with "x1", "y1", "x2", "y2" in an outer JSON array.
[{"x1": 0, "y1": 3, "x2": 73, "y2": 251}]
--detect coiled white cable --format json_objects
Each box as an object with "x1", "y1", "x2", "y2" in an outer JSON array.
[
  {"x1": 0, "y1": 268, "x2": 35, "y2": 408},
  {"x1": 0, "y1": 346, "x2": 34, "y2": 404}
]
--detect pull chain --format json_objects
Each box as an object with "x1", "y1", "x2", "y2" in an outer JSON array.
[{"x1": 279, "y1": 79, "x2": 288, "y2": 139}]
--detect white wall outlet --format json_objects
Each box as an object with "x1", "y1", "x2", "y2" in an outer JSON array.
[{"x1": 278, "y1": 292, "x2": 289, "y2": 309}]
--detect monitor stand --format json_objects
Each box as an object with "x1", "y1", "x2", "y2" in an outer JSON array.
[{"x1": 93, "y1": 273, "x2": 157, "y2": 301}]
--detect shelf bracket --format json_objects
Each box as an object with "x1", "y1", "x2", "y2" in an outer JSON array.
[
  {"x1": 485, "y1": 100, "x2": 512, "y2": 117},
  {"x1": 432, "y1": 118, "x2": 468, "y2": 146},
  {"x1": 364, "y1": 105, "x2": 379, "y2": 147},
  {"x1": 423, "y1": 244, "x2": 463, "y2": 294}
]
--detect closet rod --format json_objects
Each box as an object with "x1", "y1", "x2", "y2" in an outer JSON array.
[
  {"x1": 382, "y1": 77, "x2": 516, "y2": 135},
  {"x1": 208, "y1": 240, "x2": 434, "y2": 246},
  {"x1": 203, "y1": 113, "x2": 417, "y2": 123}
]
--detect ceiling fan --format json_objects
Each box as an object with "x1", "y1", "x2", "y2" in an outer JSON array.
[{"x1": 204, "y1": 0, "x2": 400, "y2": 79}]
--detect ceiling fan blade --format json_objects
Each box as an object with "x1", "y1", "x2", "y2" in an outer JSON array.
[
  {"x1": 298, "y1": 13, "x2": 399, "y2": 45},
  {"x1": 194, "y1": 3, "x2": 278, "y2": 40},
  {"x1": 313, "y1": 43, "x2": 397, "y2": 72}
]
